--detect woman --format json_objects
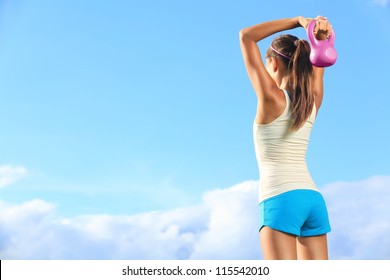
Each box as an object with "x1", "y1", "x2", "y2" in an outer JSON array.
[{"x1": 239, "y1": 16, "x2": 332, "y2": 260}]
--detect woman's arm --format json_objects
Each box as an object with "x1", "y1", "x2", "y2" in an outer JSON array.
[
  {"x1": 240, "y1": 18, "x2": 300, "y2": 44},
  {"x1": 239, "y1": 16, "x2": 332, "y2": 111},
  {"x1": 304, "y1": 16, "x2": 333, "y2": 111},
  {"x1": 239, "y1": 18, "x2": 301, "y2": 102},
  {"x1": 313, "y1": 66, "x2": 325, "y2": 110}
]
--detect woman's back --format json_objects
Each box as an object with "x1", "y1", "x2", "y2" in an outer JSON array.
[{"x1": 253, "y1": 89, "x2": 318, "y2": 202}]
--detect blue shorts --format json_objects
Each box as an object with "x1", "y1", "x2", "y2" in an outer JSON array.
[{"x1": 259, "y1": 189, "x2": 331, "y2": 237}]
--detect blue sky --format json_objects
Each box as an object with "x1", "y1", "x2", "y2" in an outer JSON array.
[{"x1": 0, "y1": 0, "x2": 389, "y2": 259}]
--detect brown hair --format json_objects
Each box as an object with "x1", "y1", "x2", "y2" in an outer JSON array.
[{"x1": 266, "y1": 34, "x2": 314, "y2": 131}]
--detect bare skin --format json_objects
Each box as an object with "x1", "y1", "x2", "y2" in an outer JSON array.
[
  {"x1": 260, "y1": 227, "x2": 329, "y2": 260},
  {"x1": 240, "y1": 16, "x2": 332, "y2": 260}
]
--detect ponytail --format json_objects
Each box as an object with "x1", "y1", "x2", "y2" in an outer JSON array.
[
  {"x1": 289, "y1": 40, "x2": 314, "y2": 131},
  {"x1": 267, "y1": 35, "x2": 314, "y2": 131}
]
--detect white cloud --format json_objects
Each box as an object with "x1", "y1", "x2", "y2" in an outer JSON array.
[
  {"x1": 322, "y1": 175, "x2": 390, "y2": 259},
  {"x1": 0, "y1": 165, "x2": 28, "y2": 188},
  {"x1": 0, "y1": 176, "x2": 389, "y2": 260},
  {"x1": 0, "y1": 180, "x2": 261, "y2": 260}
]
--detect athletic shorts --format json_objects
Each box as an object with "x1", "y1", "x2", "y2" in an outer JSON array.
[{"x1": 258, "y1": 189, "x2": 331, "y2": 237}]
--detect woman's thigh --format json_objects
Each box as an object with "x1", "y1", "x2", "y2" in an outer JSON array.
[
  {"x1": 260, "y1": 226, "x2": 297, "y2": 260},
  {"x1": 297, "y1": 234, "x2": 329, "y2": 260}
]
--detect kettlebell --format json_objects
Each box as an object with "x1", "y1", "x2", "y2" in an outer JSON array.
[{"x1": 307, "y1": 20, "x2": 337, "y2": 67}]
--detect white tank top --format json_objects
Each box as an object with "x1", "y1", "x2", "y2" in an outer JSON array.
[{"x1": 253, "y1": 89, "x2": 318, "y2": 202}]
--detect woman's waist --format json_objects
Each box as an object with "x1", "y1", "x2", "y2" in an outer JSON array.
[
  {"x1": 259, "y1": 163, "x2": 314, "y2": 185},
  {"x1": 259, "y1": 161, "x2": 309, "y2": 172}
]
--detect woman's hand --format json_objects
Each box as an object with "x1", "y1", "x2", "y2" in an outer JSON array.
[
  {"x1": 297, "y1": 15, "x2": 333, "y2": 40},
  {"x1": 313, "y1": 16, "x2": 333, "y2": 40}
]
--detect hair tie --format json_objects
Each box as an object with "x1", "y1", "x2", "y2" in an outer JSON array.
[
  {"x1": 270, "y1": 44, "x2": 291, "y2": 60},
  {"x1": 294, "y1": 39, "x2": 299, "y2": 47}
]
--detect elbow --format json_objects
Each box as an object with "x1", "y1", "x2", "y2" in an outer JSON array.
[
  {"x1": 239, "y1": 28, "x2": 249, "y2": 42},
  {"x1": 239, "y1": 28, "x2": 255, "y2": 44}
]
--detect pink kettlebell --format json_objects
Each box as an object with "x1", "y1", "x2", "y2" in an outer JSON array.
[{"x1": 307, "y1": 20, "x2": 337, "y2": 67}]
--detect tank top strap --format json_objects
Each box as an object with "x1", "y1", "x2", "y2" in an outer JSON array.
[
  {"x1": 282, "y1": 89, "x2": 291, "y2": 108},
  {"x1": 282, "y1": 89, "x2": 290, "y2": 99}
]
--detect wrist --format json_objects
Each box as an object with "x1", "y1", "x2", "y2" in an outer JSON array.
[
  {"x1": 296, "y1": 16, "x2": 309, "y2": 29},
  {"x1": 294, "y1": 16, "x2": 302, "y2": 27}
]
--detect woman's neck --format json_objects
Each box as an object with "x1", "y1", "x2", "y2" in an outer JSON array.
[{"x1": 279, "y1": 76, "x2": 292, "y2": 92}]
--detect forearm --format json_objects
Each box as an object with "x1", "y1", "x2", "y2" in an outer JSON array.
[{"x1": 239, "y1": 17, "x2": 300, "y2": 43}]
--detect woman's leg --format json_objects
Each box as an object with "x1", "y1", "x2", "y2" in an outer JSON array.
[
  {"x1": 260, "y1": 226, "x2": 297, "y2": 259},
  {"x1": 297, "y1": 234, "x2": 329, "y2": 260}
]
